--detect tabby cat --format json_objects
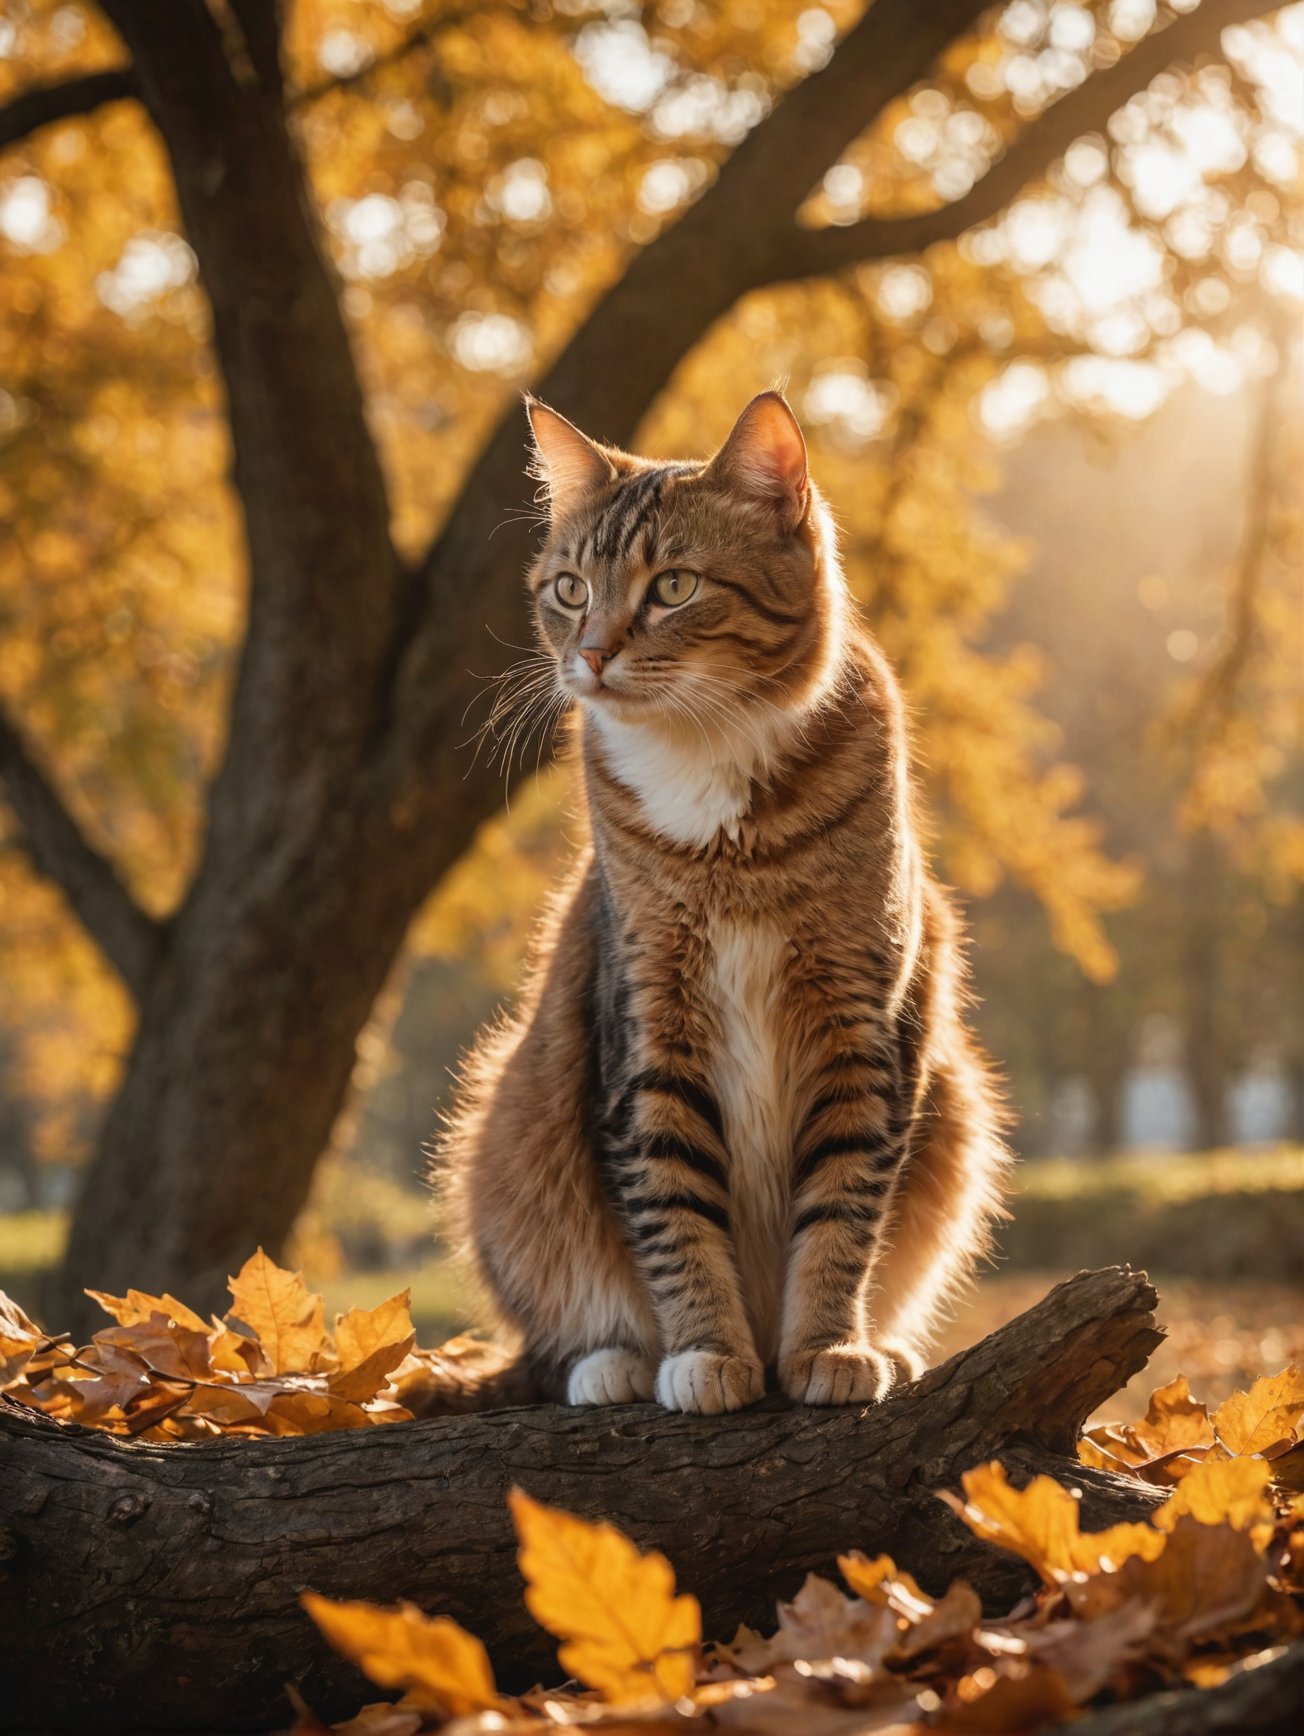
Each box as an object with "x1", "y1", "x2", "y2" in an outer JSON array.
[{"x1": 436, "y1": 392, "x2": 1008, "y2": 1416}]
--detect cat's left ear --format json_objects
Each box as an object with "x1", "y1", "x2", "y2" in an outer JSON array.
[
  {"x1": 707, "y1": 391, "x2": 808, "y2": 529},
  {"x1": 525, "y1": 397, "x2": 615, "y2": 520}
]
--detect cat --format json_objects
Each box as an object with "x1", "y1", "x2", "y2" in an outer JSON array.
[{"x1": 434, "y1": 391, "x2": 1008, "y2": 1416}]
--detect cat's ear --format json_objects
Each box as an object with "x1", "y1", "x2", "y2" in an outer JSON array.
[
  {"x1": 707, "y1": 391, "x2": 808, "y2": 527},
  {"x1": 525, "y1": 397, "x2": 614, "y2": 519}
]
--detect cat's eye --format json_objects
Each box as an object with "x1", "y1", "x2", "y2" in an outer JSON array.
[
  {"x1": 553, "y1": 572, "x2": 588, "y2": 609},
  {"x1": 651, "y1": 569, "x2": 700, "y2": 608}
]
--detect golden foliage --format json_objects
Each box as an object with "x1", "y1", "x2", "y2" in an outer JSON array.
[
  {"x1": 0, "y1": 1249, "x2": 431, "y2": 1437},
  {"x1": 509, "y1": 1488, "x2": 701, "y2": 1704}
]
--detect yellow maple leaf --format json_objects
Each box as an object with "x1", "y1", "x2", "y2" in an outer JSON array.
[
  {"x1": 227, "y1": 1249, "x2": 329, "y2": 1375},
  {"x1": 301, "y1": 1594, "x2": 501, "y2": 1717},
  {"x1": 1153, "y1": 1456, "x2": 1275, "y2": 1544},
  {"x1": 86, "y1": 1286, "x2": 209, "y2": 1334},
  {"x1": 330, "y1": 1290, "x2": 417, "y2": 1403},
  {"x1": 1212, "y1": 1368, "x2": 1304, "y2": 1458},
  {"x1": 942, "y1": 1463, "x2": 1165, "y2": 1585},
  {"x1": 509, "y1": 1487, "x2": 700, "y2": 1703}
]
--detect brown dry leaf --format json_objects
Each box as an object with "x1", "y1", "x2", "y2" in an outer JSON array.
[
  {"x1": 509, "y1": 1487, "x2": 700, "y2": 1704},
  {"x1": 0, "y1": 1290, "x2": 51, "y2": 1389},
  {"x1": 50, "y1": 1342, "x2": 153, "y2": 1424},
  {"x1": 92, "y1": 1316, "x2": 216, "y2": 1383},
  {"x1": 1073, "y1": 1513, "x2": 1276, "y2": 1643},
  {"x1": 1212, "y1": 1367, "x2": 1304, "y2": 1458},
  {"x1": 721, "y1": 1573, "x2": 899, "y2": 1676},
  {"x1": 894, "y1": 1581, "x2": 983, "y2": 1664},
  {"x1": 941, "y1": 1462, "x2": 1165, "y2": 1585},
  {"x1": 330, "y1": 1291, "x2": 417, "y2": 1403},
  {"x1": 86, "y1": 1286, "x2": 210, "y2": 1333},
  {"x1": 301, "y1": 1593, "x2": 502, "y2": 1718},
  {"x1": 837, "y1": 1552, "x2": 981, "y2": 1662},
  {"x1": 938, "y1": 1666, "x2": 1077, "y2": 1732},
  {"x1": 226, "y1": 1249, "x2": 330, "y2": 1375},
  {"x1": 1129, "y1": 1374, "x2": 1217, "y2": 1459},
  {"x1": 1013, "y1": 1598, "x2": 1156, "y2": 1701}
]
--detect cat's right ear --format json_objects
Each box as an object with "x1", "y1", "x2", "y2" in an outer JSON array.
[{"x1": 525, "y1": 398, "x2": 614, "y2": 520}]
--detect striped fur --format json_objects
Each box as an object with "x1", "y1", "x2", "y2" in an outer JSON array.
[{"x1": 436, "y1": 394, "x2": 1009, "y2": 1414}]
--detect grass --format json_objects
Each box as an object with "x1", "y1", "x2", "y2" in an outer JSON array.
[
  {"x1": 1013, "y1": 1145, "x2": 1304, "y2": 1202},
  {"x1": 4, "y1": 1147, "x2": 1300, "y2": 1405}
]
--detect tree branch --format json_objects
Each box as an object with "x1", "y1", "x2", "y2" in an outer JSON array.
[
  {"x1": 0, "y1": 66, "x2": 135, "y2": 152},
  {"x1": 778, "y1": 0, "x2": 1281, "y2": 279},
  {"x1": 0, "y1": 706, "x2": 162, "y2": 998}
]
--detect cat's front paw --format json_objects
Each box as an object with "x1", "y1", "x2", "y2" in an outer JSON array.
[
  {"x1": 655, "y1": 1350, "x2": 764, "y2": 1414},
  {"x1": 779, "y1": 1343, "x2": 894, "y2": 1406},
  {"x1": 567, "y1": 1348, "x2": 656, "y2": 1405}
]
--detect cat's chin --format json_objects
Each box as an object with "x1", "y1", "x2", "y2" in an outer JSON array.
[{"x1": 573, "y1": 686, "x2": 660, "y2": 723}]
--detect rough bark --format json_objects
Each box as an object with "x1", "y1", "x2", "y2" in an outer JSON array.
[
  {"x1": 1055, "y1": 1642, "x2": 1304, "y2": 1736},
  {"x1": 0, "y1": 0, "x2": 1276, "y2": 1324},
  {"x1": 0, "y1": 1268, "x2": 1165, "y2": 1733}
]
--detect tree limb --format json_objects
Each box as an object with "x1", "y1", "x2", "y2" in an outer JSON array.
[
  {"x1": 777, "y1": 0, "x2": 1282, "y2": 279},
  {"x1": 0, "y1": 66, "x2": 135, "y2": 152},
  {"x1": 0, "y1": 705, "x2": 162, "y2": 997},
  {"x1": 0, "y1": 1268, "x2": 1164, "y2": 1734}
]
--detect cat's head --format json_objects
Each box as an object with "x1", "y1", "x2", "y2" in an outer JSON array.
[{"x1": 523, "y1": 392, "x2": 844, "y2": 729}]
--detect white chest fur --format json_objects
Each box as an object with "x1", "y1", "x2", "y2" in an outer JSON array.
[
  {"x1": 589, "y1": 702, "x2": 790, "y2": 849},
  {"x1": 709, "y1": 919, "x2": 794, "y2": 1362}
]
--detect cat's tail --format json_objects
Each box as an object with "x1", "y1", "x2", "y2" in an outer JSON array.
[{"x1": 393, "y1": 1334, "x2": 542, "y2": 1416}]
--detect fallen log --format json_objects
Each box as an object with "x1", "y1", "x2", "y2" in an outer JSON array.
[{"x1": 1, "y1": 1266, "x2": 1164, "y2": 1733}]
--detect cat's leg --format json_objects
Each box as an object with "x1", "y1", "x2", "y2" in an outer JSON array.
[
  {"x1": 871, "y1": 1050, "x2": 1009, "y2": 1369},
  {"x1": 777, "y1": 1034, "x2": 912, "y2": 1405},
  {"x1": 610, "y1": 1063, "x2": 764, "y2": 1415}
]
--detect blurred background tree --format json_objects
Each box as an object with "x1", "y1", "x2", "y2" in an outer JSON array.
[{"x1": 0, "y1": 0, "x2": 1299, "y2": 1328}]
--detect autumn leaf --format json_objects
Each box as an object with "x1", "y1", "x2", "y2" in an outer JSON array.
[
  {"x1": 330, "y1": 1291, "x2": 417, "y2": 1403},
  {"x1": 86, "y1": 1286, "x2": 209, "y2": 1334},
  {"x1": 1073, "y1": 1513, "x2": 1277, "y2": 1644},
  {"x1": 839, "y1": 1550, "x2": 934, "y2": 1620},
  {"x1": 941, "y1": 1462, "x2": 1166, "y2": 1585},
  {"x1": 0, "y1": 1289, "x2": 51, "y2": 1389},
  {"x1": 1129, "y1": 1374, "x2": 1217, "y2": 1459},
  {"x1": 226, "y1": 1249, "x2": 329, "y2": 1375},
  {"x1": 509, "y1": 1487, "x2": 700, "y2": 1703},
  {"x1": 1212, "y1": 1367, "x2": 1304, "y2": 1458},
  {"x1": 301, "y1": 1594, "x2": 502, "y2": 1718},
  {"x1": 720, "y1": 1573, "x2": 899, "y2": 1676},
  {"x1": 1153, "y1": 1455, "x2": 1275, "y2": 1542}
]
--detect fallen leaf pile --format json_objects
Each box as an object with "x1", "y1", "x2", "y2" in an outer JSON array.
[
  {"x1": 1081, "y1": 1368, "x2": 1304, "y2": 1489},
  {"x1": 0, "y1": 1250, "x2": 453, "y2": 1438},
  {"x1": 292, "y1": 1391, "x2": 1304, "y2": 1736}
]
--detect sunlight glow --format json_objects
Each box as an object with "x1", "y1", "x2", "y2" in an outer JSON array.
[
  {"x1": 450, "y1": 313, "x2": 532, "y2": 374},
  {"x1": 0, "y1": 176, "x2": 62, "y2": 252},
  {"x1": 96, "y1": 233, "x2": 194, "y2": 317}
]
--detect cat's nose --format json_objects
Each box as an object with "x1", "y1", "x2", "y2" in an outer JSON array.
[{"x1": 579, "y1": 640, "x2": 620, "y2": 676}]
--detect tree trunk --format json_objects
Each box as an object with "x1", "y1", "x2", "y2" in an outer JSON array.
[
  {"x1": 1180, "y1": 838, "x2": 1228, "y2": 1153},
  {"x1": 53, "y1": 792, "x2": 436, "y2": 1334},
  {"x1": 0, "y1": 1268, "x2": 1166, "y2": 1733}
]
